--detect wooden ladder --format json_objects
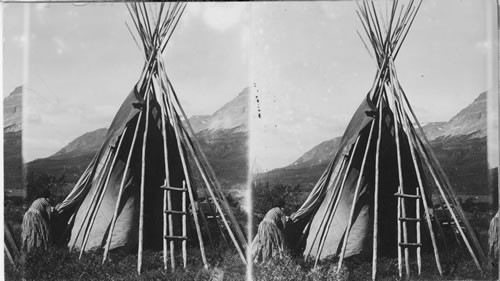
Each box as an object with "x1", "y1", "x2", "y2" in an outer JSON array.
[
  {"x1": 395, "y1": 186, "x2": 422, "y2": 277},
  {"x1": 161, "y1": 180, "x2": 188, "y2": 271}
]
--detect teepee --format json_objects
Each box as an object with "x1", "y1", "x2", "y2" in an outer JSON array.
[
  {"x1": 55, "y1": 2, "x2": 247, "y2": 273},
  {"x1": 289, "y1": 0, "x2": 486, "y2": 279}
]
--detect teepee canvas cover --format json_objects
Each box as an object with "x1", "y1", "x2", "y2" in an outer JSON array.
[
  {"x1": 55, "y1": 2, "x2": 247, "y2": 273},
  {"x1": 289, "y1": 1, "x2": 486, "y2": 279}
]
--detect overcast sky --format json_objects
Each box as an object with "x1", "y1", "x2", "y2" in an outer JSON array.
[
  {"x1": 250, "y1": 0, "x2": 497, "y2": 171},
  {"x1": 4, "y1": 2, "x2": 250, "y2": 161},
  {"x1": 3, "y1": 0, "x2": 497, "y2": 169}
]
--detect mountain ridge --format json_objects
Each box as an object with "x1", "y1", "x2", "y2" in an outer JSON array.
[
  {"x1": 4, "y1": 85, "x2": 23, "y2": 133},
  {"x1": 4, "y1": 86, "x2": 24, "y2": 195},
  {"x1": 25, "y1": 87, "x2": 250, "y2": 190},
  {"x1": 45, "y1": 87, "x2": 250, "y2": 159},
  {"x1": 259, "y1": 92, "x2": 490, "y2": 195}
]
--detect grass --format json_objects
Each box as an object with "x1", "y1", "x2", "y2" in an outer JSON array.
[
  {"x1": 250, "y1": 198, "x2": 498, "y2": 281},
  {"x1": 6, "y1": 245, "x2": 246, "y2": 281},
  {"x1": 4, "y1": 196, "x2": 246, "y2": 281},
  {"x1": 5, "y1": 194, "x2": 497, "y2": 280},
  {"x1": 12, "y1": 248, "x2": 495, "y2": 281},
  {"x1": 252, "y1": 251, "x2": 498, "y2": 281},
  {"x1": 4, "y1": 196, "x2": 27, "y2": 248}
]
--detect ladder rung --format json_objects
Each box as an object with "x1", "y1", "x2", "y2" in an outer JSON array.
[
  {"x1": 164, "y1": 210, "x2": 187, "y2": 215},
  {"x1": 161, "y1": 185, "x2": 186, "y2": 192},
  {"x1": 399, "y1": 217, "x2": 421, "y2": 222},
  {"x1": 394, "y1": 193, "x2": 421, "y2": 199},
  {"x1": 399, "y1": 242, "x2": 422, "y2": 247},
  {"x1": 441, "y1": 221, "x2": 463, "y2": 225},
  {"x1": 164, "y1": 235, "x2": 187, "y2": 240}
]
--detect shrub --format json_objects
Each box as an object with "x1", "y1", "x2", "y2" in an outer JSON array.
[
  {"x1": 25, "y1": 172, "x2": 67, "y2": 203},
  {"x1": 253, "y1": 182, "x2": 304, "y2": 219}
]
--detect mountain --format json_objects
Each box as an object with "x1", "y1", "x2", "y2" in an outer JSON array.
[
  {"x1": 188, "y1": 115, "x2": 211, "y2": 133},
  {"x1": 420, "y1": 122, "x2": 447, "y2": 141},
  {"x1": 4, "y1": 86, "x2": 24, "y2": 197},
  {"x1": 203, "y1": 88, "x2": 248, "y2": 133},
  {"x1": 4, "y1": 86, "x2": 23, "y2": 132},
  {"x1": 289, "y1": 137, "x2": 342, "y2": 169},
  {"x1": 259, "y1": 92, "x2": 491, "y2": 195},
  {"x1": 194, "y1": 88, "x2": 249, "y2": 189},
  {"x1": 426, "y1": 93, "x2": 489, "y2": 195},
  {"x1": 26, "y1": 87, "x2": 250, "y2": 190},
  {"x1": 441, "y1": 92, "x2": 487, "y2": 138},
  {"x1": 52, "y1": 128, "x2": 108, "y2": 159},
  {"x1": 27, "y1": 128, "x2": 109, "y2": 182},
  {"x1": 422, "y1": 92, "x2": 487, "y2": 140}
]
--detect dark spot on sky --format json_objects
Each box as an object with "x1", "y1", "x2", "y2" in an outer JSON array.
[{"x1": 255, "y1": 92, "x2": 262, "y2": 118}]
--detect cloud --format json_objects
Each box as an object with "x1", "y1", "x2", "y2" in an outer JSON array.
[
  {"x1": 34, "y1": 3, "x2": 51, "y2": 24},
  {"x1": 67, "y1": 10, "x2": 79, "y2": 17},
  {"x1": 35, "y1": 3, "x2": 50, "y2": 11},
  {"x1": 184, "y1": 2, "x2": 201, "y2": 20},
  {"x1": 52, "y1": 36, "x2": 69, "y2": 55},
  {"x1": 202, "y1": 3, "x2": 247, "y2": 32},
  {"x1": 26, "y1": 112, "x2": 43, "y2": 125},
  {"x1": 320, "y1": 2, "x2": 339, "y2": 20},
  {"x1": 12, "y1": 35, "x2": 27, "y2": 48},
  {"x1": 475, "y1": 40, "x2": 492, "y2": 53},
  {"x1": 23, "y1": 137, "x2": 66, "y2": 160},
  {"x1": 22, "y1": 89, "x2": 117, "y2": 160},
  {"x1": 181, "y1": 3, "x2": 247, "y2": 32},
  {"x1": 240, "y1": 25, "x2": 250, "y2": 60}
]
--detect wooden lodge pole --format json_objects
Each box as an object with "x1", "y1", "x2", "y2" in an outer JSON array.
[
  {"x1": 389, "y1": 83, "x2": 410, "y2": 277},
  {"x1": 307, "y1": 158, "x2": 344, "y2": 261},
  {"x1": 182, "y1": 181, "x2": 187, "y2": 268},
  {"x1": 372, "y1": 94, "x2": 384, "y2": 281},
  {"x1": 156, "y1": 77, "x2": 172, "y2": 271},
  {"x1": 391, "y1": 92, "x2": 445, "y2": 276},
  {"x1": 69, "y1": 150, "x2": 109, "y2": 251},
  {"x1": 186, "y1": 177, "x2": 208, "y2": 269},
  {"x1": 78, "y1": 151, "x2": 111, "y2": 259},
  {"x1": 398, "y1": 81, "x2": 486, "y2": 265},
  {"x1": 153, "y1": 59, "x2": 247, "y2": 263},
  {"x1": 411, "y1": 126, "x2": 482, "y2": 272},
  {"x1": 197, "y1": 198, "x2": 215, "y2": 248},
  {"x1": 158, "y1": 65, "x2": 246, "y2": 264},
  {"x1": 80, "y1": 126, "x2": 129, "y2": 258},
  {"x1": 305, "y1": 138, "x2": 360, "y2": 262},
  {"x1": 102, "y1": 109, "x2": 144, "y2": 263},
  {"x1": 163, "y1": 170, "x2": 169, "y2": 269},
  {"x1": 163, "y1": 79, "x2": 209, "y2": 269},
  {"x1": 337, "y1": 96, "x2": 381, "y2": 273},
  {"x1": 313, "y1": 157, "x2": 348, "y2": 267},
  {"x1": 164, "y1": 75, "x2": 247, "y2": 250},
  {"x1": 416, "y1": 187, "x2": 422, "y2": 275},
  {"x1": 397, "y1": 185, "x2": 403, "y2": 278},
  {"x1": 138, "y1": 90, "x2": 152, "y2": 274},
  {"x1": 177, "y1": 118, "x2": 247, "y2": 264},
  {"x1": 167, "y1": 185, "x2": 175, "y2": 270}
]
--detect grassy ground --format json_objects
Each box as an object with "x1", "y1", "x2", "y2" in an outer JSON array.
[
  {"x1": 6, "y1": 245, "x2": 246, "y2": 281},
  {"x1": 4, "y1": 196, "x2": 27, "y2": 247},
  {"x1": 7, "y1": 249, "x2": 497, "y2": 281},
  {"x1": 252, "y1": 252, "x2": 497, "y2": 281},
  {"x1": 250, "y1": 196, "x2": 497, "y2": 281},
  {"x1": 5, "y1": 194, "x2": 497, "y2": 280},
  {"x1": 4, "y1": 195, "x2": 246, "y2": 281}
]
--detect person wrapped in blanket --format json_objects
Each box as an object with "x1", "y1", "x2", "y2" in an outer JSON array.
[
  {"x1": 21, "y1": 189, "x2": 54, "y2": 254},
  {"x1": 251, "y1": 199, "x2": 289, "y2": 263}
]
